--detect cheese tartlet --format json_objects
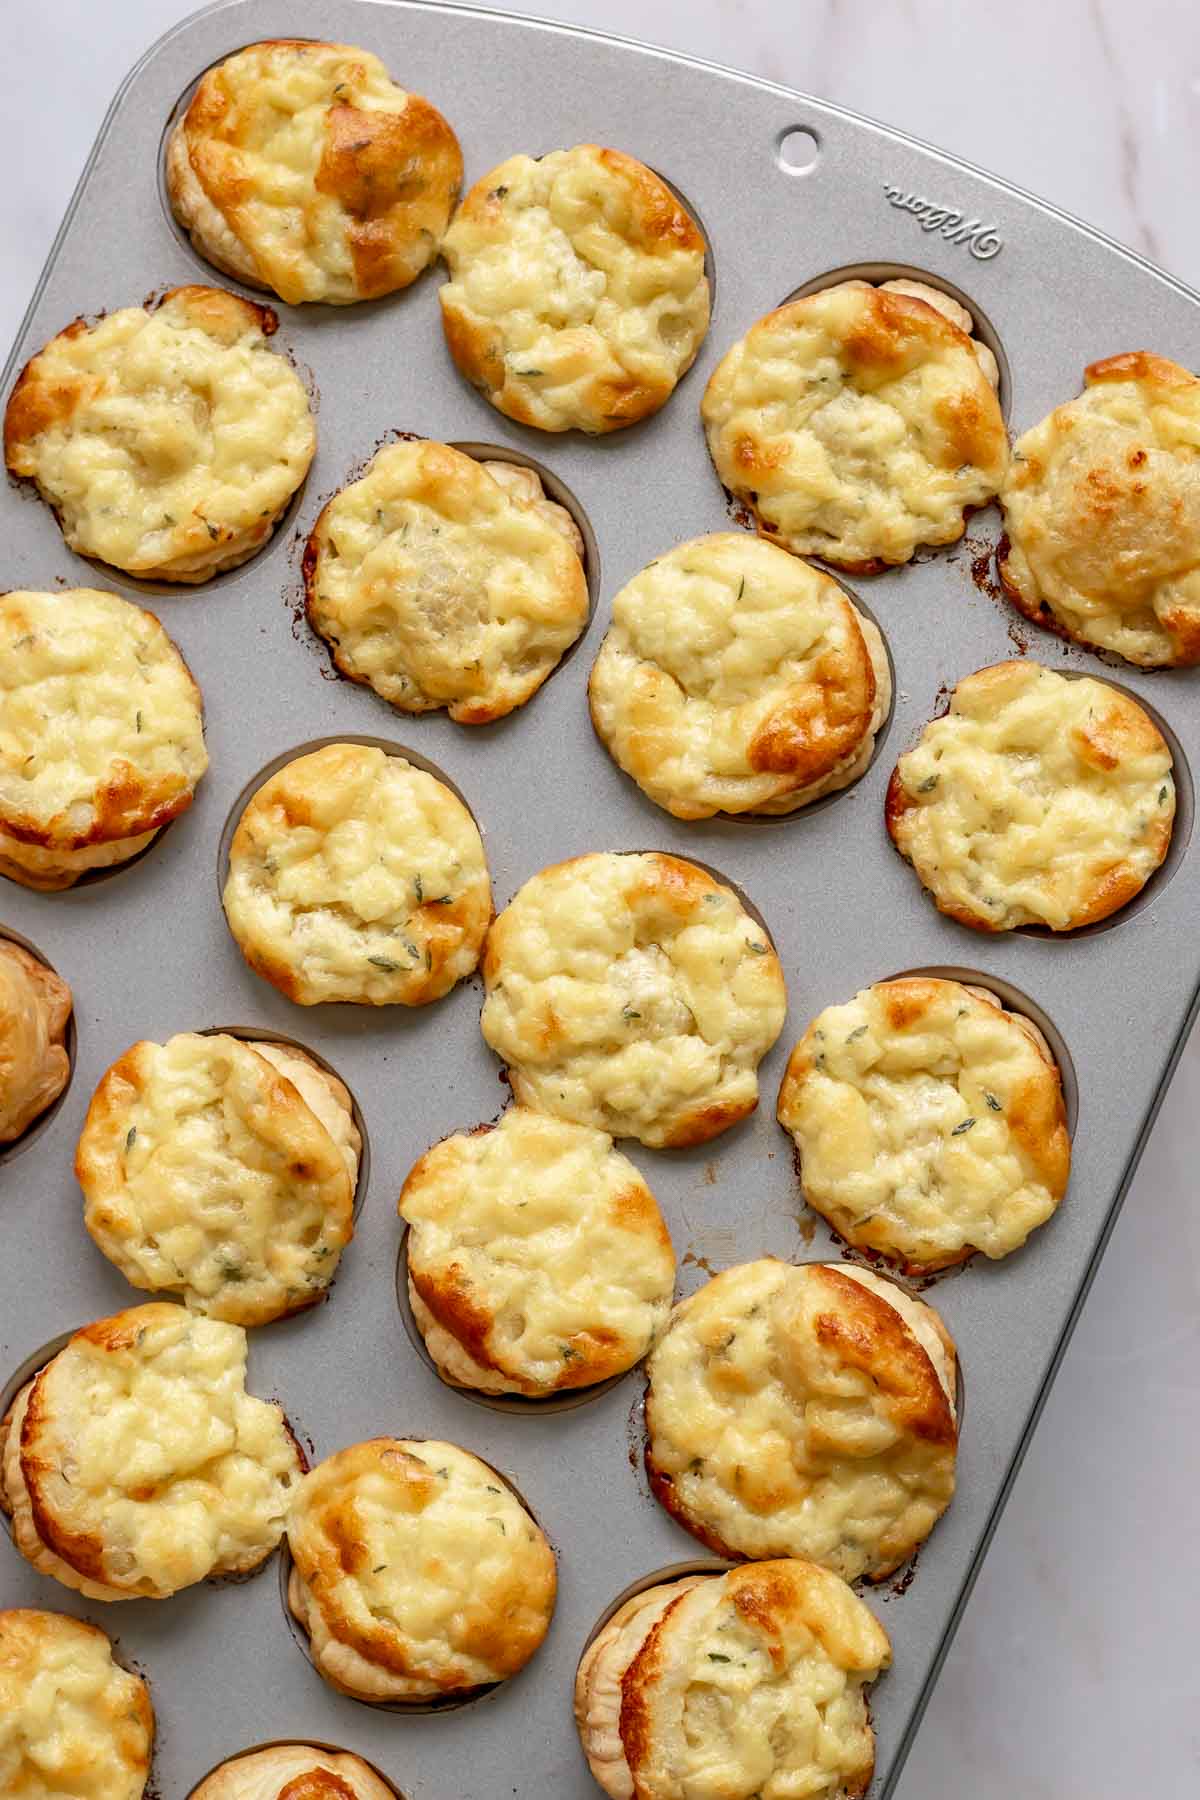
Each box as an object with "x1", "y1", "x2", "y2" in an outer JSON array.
[
  {"x1": 999, "y1": 352, "x2": 1200, "y2": 666},
  {"x1": 77, "y1": 1032, "x2": 360, "y2": 1325},
  {"x1": 286, "y1": 1437, "x2": 556, "y2": 1700},
  {"x1": 480, "y1": 851, "x2": 786, "y2": 1147},
  {"x1": 0, "y1": 1608, "x2": 154, "y2": 1800},
  {"x1": 4, "y1": 288, "x2": 315, "y2": 581},
  {"x1": 589, "y1": 533, "x2": 890, "y2": 817},
  {"x1": 702, "y1": 278, "x2": 1007, "y2": 571},
  {"x1": 644, "y1": 1259, "x2": 957, "y2": 1580},
  {"x1": 575, "y1": 1560, "x2": 890, "y2": 1800},
  {"x1": 0, "y1": 1303, "x2": 303, "y2": 1599},
  {"x1": 0, "y1": 588, "x2": 207, "y2": 888},
  {"x1": 167, "y1": 38, "x2": 462, "y2": 305},
  {"x1": 223, "y1": 743, "x2": 491, "y2": 1005},
  {"x1": 305, "y1": 439, "x2": 587, "y2": 723},
  {"x1": 401, "y1": 1107, "x2": 675, "y2": 1395},
  {"x1": 777, "y1": 976, "x2": 1072, "y2": 1271},
  {"x1": 0, "y1": 939, "x2": 71, "y2": 1143},
  {"x1": 886, "y1": 660, "x2": 1175, "y2": 931},
  {"x1": 439, "y1": 144, "x2": 710, "y2": 433}
]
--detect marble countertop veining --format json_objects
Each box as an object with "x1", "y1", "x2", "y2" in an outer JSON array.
[{"x1": 1, "y1": 3, "x2": 1198, "y2": 1796}]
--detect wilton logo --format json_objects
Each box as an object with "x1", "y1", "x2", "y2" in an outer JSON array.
[{"x1": 882, "y1": 185, "x2": 1002, "y2": 260}]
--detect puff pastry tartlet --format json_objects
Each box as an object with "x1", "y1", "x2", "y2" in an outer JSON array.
[
  {"x1": 439, "y1": 144, "x2": 710, "y2": 434},
  {"x1": 286, "y1": 1437, "x2": 556, "y2": 1700},
  {"x1": 886, "y1": 660, "x2": 1175, "y2": 931},
  {"x1": 0, "y1": 1303, "x2": 303, "y2": 1599},
  {"x1": 0, "y1": 1607, "x2": 154, "y2": 1799},
  {"x1": 702, "y1": 278, "x2": 1007, "y2": 572},
  {"x1": 223, "y1": 743, "x2": 491, "y2": 1005},
  {"x1": 778, "y1": 976, "x2": 1071, "y2": 1271},
  {"x1": 643, "y1": 1259, "x2": 957, "y2": 1580},
  {"x1": 167, "y1": 39, "x2": 462, "y2": 305},
  {"x1": 305, "y1": 439, "x2": 587, "y2": 723},
  {"x1": 400, "y1": 1107, "x2": 675, "y2": 1395},
  {"x1": 575, "y1": 1560, "x2": 891, "y2": 1800},
  {"x1": 588, "y1": 533, "x2": 890, "y2": 817},
  {"x1": 77, "y1": 1032, "x2": 359, "y2": 1325},
  {"x1": 0, "y1": 939, "x2": 71, "y2": 1143},
  {"x1": 480, "y1": 851, "x2": 786, "y2": 1147},
  {"x1": 999, "y1": 352, "x2": 1200, "y2": 666},
  {"x1": 4, "y1": 288, "x2": 315, "y2": 581},
  {"x1": 0, "y1": 588, "x2": 208, "y2": 888},
  {"x1": 189, "y1": 1743, "x2": 394, "y2": 1799}
]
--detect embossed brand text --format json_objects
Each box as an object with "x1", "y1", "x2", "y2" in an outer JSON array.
[{"x1": 882, "y1": 185, "x2": 1002, "y2": 260}]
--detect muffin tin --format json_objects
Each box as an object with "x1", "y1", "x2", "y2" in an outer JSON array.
[{"x1": 3, "y1": 1, "x2": 1199, "y2": 1794}]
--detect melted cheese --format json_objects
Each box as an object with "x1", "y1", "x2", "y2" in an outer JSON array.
[
  {"x1": 702, "y1": 279, "x2": 1008, "y2": 567},
  {"x1": 78, "y1": 1033, "x2": 357, "y2": 1326},
  {"x1": 1000, "y1": 351, "x2": 1200, "y2": 665},
  {"x1": 644, "y1": 1259, "x2": 957, "y2": 1580},
  {"x1": 588, "y1": 533, "x2": 890, "y2": 817},
  {"x1": 167, "y1": 39, "x2": 462, "y2": 305},
  {"x1": 0, "y1": 1609, "x2": 152, "y2": 1800},
  {"x1": 778, "y1": 977, "x2": 1071, "y2": 1267},
  {"x1": 287, "y1": 1438, "x2": 556, "y2": 1698}
]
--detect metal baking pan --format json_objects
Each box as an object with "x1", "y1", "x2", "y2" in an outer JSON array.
[{"x1": 3, "y1": 2, "x2": 1199, "y2": 1794}]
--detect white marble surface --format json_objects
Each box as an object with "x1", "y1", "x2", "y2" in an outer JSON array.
[{"x1": 2, "y1": 3, "x2": 1199, "y2": 1795}]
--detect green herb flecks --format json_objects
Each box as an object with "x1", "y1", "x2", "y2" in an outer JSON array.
[{"x1": 951, "y1": 1117, "x2": 976, "y2": 1135}]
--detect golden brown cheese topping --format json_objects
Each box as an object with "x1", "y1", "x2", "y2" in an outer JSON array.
[
  {"x1": 588, "y1": 533, "x2": 890, "y2": 817},
  {"x1": 0, "y1": 1608, "x2": 154, "y2": 1800},
  {"x1": 304, "y1": 440, "x2": 588, "y2": 723},
  {"x1": 480, "y1": 851, "x2": 786, "y2": 1147},
  {"x1": 644, "y1": 1259, "x2": 957, "y2": 1581},
  {"x1": 0, "y1": 588, "x2": 207, "y2": 888}
]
